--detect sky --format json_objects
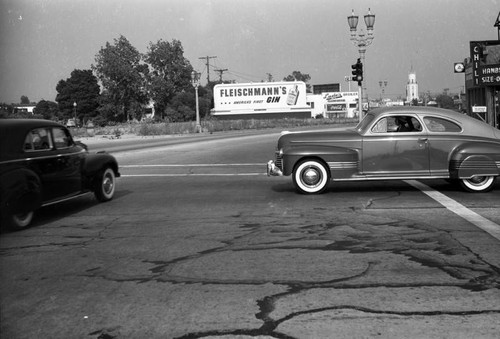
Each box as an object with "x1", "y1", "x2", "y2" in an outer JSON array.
[{"x1": 0, "y1": 0, "x2": 499, "y2": 104}]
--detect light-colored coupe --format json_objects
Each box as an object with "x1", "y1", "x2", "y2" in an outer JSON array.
[{"x1": 267, "y1": 107, "x2": 500, "y2": 194}]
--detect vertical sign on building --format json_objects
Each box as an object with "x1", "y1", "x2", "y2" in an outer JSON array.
[
  {"x1": 470, "y1": 41, "x2": 482, "y2": 86},
  {"x1": 470, "y1": 41, "x2": 500, "y2": 86}
]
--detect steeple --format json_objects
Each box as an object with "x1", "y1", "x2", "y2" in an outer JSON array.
[{"x1": 406, "y1": 68, "x2": 419, "y2": 103}]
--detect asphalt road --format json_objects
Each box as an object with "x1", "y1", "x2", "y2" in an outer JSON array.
[{"x1": 1, "y1": 128, "x2": 500, "y2": 338}]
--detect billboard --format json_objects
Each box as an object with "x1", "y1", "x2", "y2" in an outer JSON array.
[{"x1": 212, "y1": 81, "x2": 308, "y2": 111}]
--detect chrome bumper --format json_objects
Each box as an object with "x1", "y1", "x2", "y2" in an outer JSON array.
[{"x1": 267, "y1": 160, "x2": 283, "y2": 176}]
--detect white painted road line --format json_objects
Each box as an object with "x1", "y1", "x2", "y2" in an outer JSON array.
[
  {"x1": 121, "y1": 173, "x2": 267, "y2": 177},
  {"x1": 121, "y1": 164, "x2": 263, "y2": 167},
  {"x1": 405, "y1": 180, "x2": 500, "y2": 241}
]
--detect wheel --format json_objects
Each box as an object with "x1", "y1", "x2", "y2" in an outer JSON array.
[
  {"x1": 94, "y1": 167, "x2": 116, "y2": 202},
  {"x1": 4, "y1": 211, "x2": 34, "y2": 231},
  {"x1": 459, "y1": 176, "x2": 496, "y2": 193},
  {"x1": 292, "y1": 159, "x2": 330, "y2": 194}
]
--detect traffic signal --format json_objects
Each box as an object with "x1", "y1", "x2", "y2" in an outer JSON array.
[{"x1": 351, "y1": 58, "x2": 363, "y2": 84}]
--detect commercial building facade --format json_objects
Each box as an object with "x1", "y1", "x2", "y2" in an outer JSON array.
[{"x1": 464, "y1": 40, "x2": 500, "y2": 128}]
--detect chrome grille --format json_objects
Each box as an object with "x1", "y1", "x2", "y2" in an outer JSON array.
[{"x1": 275, "y1": 154, "x2": 283, "y2": 170}]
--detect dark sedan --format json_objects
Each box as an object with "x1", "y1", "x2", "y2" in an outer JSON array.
[
  {"x1": 0, "y1": 119, "x2": 120, "y2": 230},
  {"x1": 268, "y1": 107, "x2": 500, "y2": 194}
]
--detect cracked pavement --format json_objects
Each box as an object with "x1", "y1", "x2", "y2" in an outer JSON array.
[{"x1": 1, "y1": 194, "x2": 499, "y2": 338}]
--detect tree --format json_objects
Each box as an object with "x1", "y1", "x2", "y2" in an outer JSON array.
[
  {"x1": 92, "y1": 35, "x2": 149, "y2": 122},
  {"x1": 55, "y1": 69, "x2": 100, "y2": 122},
  {"x1": 283, "y1": 71, "x2": 312, "y2": 92},
  {"x1": 144, "y1": 39, "x2": 193, "y2": 120},
  {"x1": 436, "y1": 94, "x2": 455, "y2": 109},
  {"x1": 20, "y1": 95, "x2": 30, "y2": 104},
  {"x1": 0, "y1": 103, "x2": 13, "y2": 118},
  {"x1": 34, "y1": 100, "x2": 59, "y2": 120}
]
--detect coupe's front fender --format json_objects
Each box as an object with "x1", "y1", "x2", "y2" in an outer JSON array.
[
  {"x1": 282, "y1": 145, "x2": 359, "y2": 177},
  {"x1": 83, "y1": 153, "x2": 120, "y2": 181}
]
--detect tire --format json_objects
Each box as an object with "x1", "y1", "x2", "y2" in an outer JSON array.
[
  {"x1": 459, "y1": 176, "x2": 496, "y2": 193},
  {"x1": 94, "y1": 167, "x2": 116, "y2": 202},
  {"x1": 4, "y1": 211, "x2": 34, "y2": 231},
  {"x1": 293, "y1": 159, "x2": 330, "y2": 194}
]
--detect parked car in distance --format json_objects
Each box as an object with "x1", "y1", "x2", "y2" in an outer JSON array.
[
  {"x1": 267, "y1": 106, "x2": 500, "y2": 194},
  {"x1": 0, "y1": 119, "x2": 120, "y2": 230}
]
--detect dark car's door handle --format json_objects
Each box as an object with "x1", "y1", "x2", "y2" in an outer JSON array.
[{"x1": 418, "y1": 138, "x2": 428, "y2": 142}]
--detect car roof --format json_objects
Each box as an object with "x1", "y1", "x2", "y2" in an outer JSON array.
[
  {"x1": 0, "y1": 119, "x2": 65, "y2": 161},
  {"x1": 367, "y1": 106, "x2": 498, "y2": 136},
  {"x1": 369, "y1": 106, "x2": 460, "y2": 117}
]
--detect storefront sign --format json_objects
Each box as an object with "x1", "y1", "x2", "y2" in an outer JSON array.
[
  {"x1": 472, "y1": 106, "x2": 487, "y2": 113},
  {"x1": 326, "y1": 104, "x2": 346, "y2": 112},
  {"x1": 470, "y1": 41, "x2": 500, "y2": 86}
]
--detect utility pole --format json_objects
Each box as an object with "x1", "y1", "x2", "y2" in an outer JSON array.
[
  {"x1": 215, "y1": 68, "x2": 228, "y2": 83},
  {"x1": 199, "y1": 56, "x2": 217, "y2": 83}
]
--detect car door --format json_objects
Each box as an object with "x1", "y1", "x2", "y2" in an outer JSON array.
[
  {"x1": 24, "y1": 127, "x2": 84, "y2": 203},
  {"x1": 24, "y1": 127, "x2": 62, "y2": 202},
  {"x1": 49, "y1": 126, "x2": 85, "y2": 199},
  {"x1": 422, "y1": 116, "x2": 464, "y2": 176},
  {"x1": 362, "y1": 115, "x2": 430, "y2": 177}
]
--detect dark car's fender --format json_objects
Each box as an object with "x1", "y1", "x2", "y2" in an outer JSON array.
[
  {"x1": 0, "y1": 168, "x2": 42, "y2": 217},
  {"x1": 449, "y1": 142, "x2": 500, "y2": 178},
  {"x1": 82, "y1": 152, "x2": 120, "y2": 188},
  {"x1": 282, "y1": 145, "x2": 359, "y2": 177}
]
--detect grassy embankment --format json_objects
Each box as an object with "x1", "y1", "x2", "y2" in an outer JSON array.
[{"x1": 72, "y1": 117, "x2": 358, "y2": 138}]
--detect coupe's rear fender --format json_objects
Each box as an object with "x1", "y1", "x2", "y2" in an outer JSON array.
[
  {"x1": 282, "y1": 145, "x2": 359, "y2": 177},
  {"x1": 450, "y1": 142, "x2": 500, "y2": 178},
  {"x1": 0, "y1": 168, "x2": 41, "y2": 215}
]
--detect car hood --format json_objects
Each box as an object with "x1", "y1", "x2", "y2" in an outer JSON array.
[{"x1": 277, "y1": 128, "x2": 361, "y2": 149}]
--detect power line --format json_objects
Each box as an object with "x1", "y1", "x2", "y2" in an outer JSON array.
[
  {"x1": 214, "y1": 68, "x2": 228, "y2": 82},
  {"x1": 199, "y1": 56, "x2": 217, "y2": 83}
]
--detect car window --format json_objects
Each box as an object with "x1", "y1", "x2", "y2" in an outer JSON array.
[
  {"x1": 52, "y1": 127, "x2": 73, "y2": 148},
  {"x1": 372, "y1": 117, "x2": 388, "y2": 133},
  {"x1": 24, "y1": 128, "x2": 53, "y2": 152},
  {"x1": 423, "y1": 117, "x2": 462, "y2": 132},
  {"x1": 371, "y1": 116, "x2": 422, "y2": 133}
]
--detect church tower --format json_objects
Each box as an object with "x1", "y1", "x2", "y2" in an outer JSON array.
[{"x1": 406, "y1": 69, "x2": 419, "y2": 103}]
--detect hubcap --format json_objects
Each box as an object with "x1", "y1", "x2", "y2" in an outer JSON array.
[
  {"x1": 469, "y1": 176, "x2": 486, "y2": 185},
  {"x1": 303, "y1": 167, "x2": 320, "y2": 186},
  {"x1": 103, "y1": 175, "x2": 114, "y2": 194}
]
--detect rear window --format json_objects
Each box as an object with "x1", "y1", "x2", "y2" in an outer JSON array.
[{"x1": 423, "y1": 117, "x2": 462, "y2": 132}]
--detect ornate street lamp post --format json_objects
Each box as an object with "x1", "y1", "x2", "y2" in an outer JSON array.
[
  {"x1": 347, "y1": 8, "x2": 375, "y2": 120},
  {"x1": 191, "y1": 70, "x2": 202, "y2": 133},
  {"x1": 73, "y1": 101, "x2": 77, "y2": 123}
]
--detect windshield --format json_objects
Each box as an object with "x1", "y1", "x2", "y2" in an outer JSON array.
[{"x1": 356, "y1": 113, "x2": 375, "y2": 133}]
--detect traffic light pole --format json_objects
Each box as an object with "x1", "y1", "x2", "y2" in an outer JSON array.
[
  {"x1": 358, "y1": 50, "x2": 366, "y2": 121},
  {"x1": 357, "y1": 82, "x2": 363, "y2": 122},
  {"x1": 351, "y1": 58, "x2": 364, "y2": 121}
]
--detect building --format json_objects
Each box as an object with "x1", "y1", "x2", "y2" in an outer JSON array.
[
  {"x1": 464, "y1": 40, "x2": 500, "y2": 128},
  {"x1": 306, "y1": 92, "x2": 359, "y2": 118},
  {"x1": 13, "y1": 104, "x2": 36, "y2": 114},
  {"x1": 406, "y1": 70, "x2": 419, "y2": 103}
]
